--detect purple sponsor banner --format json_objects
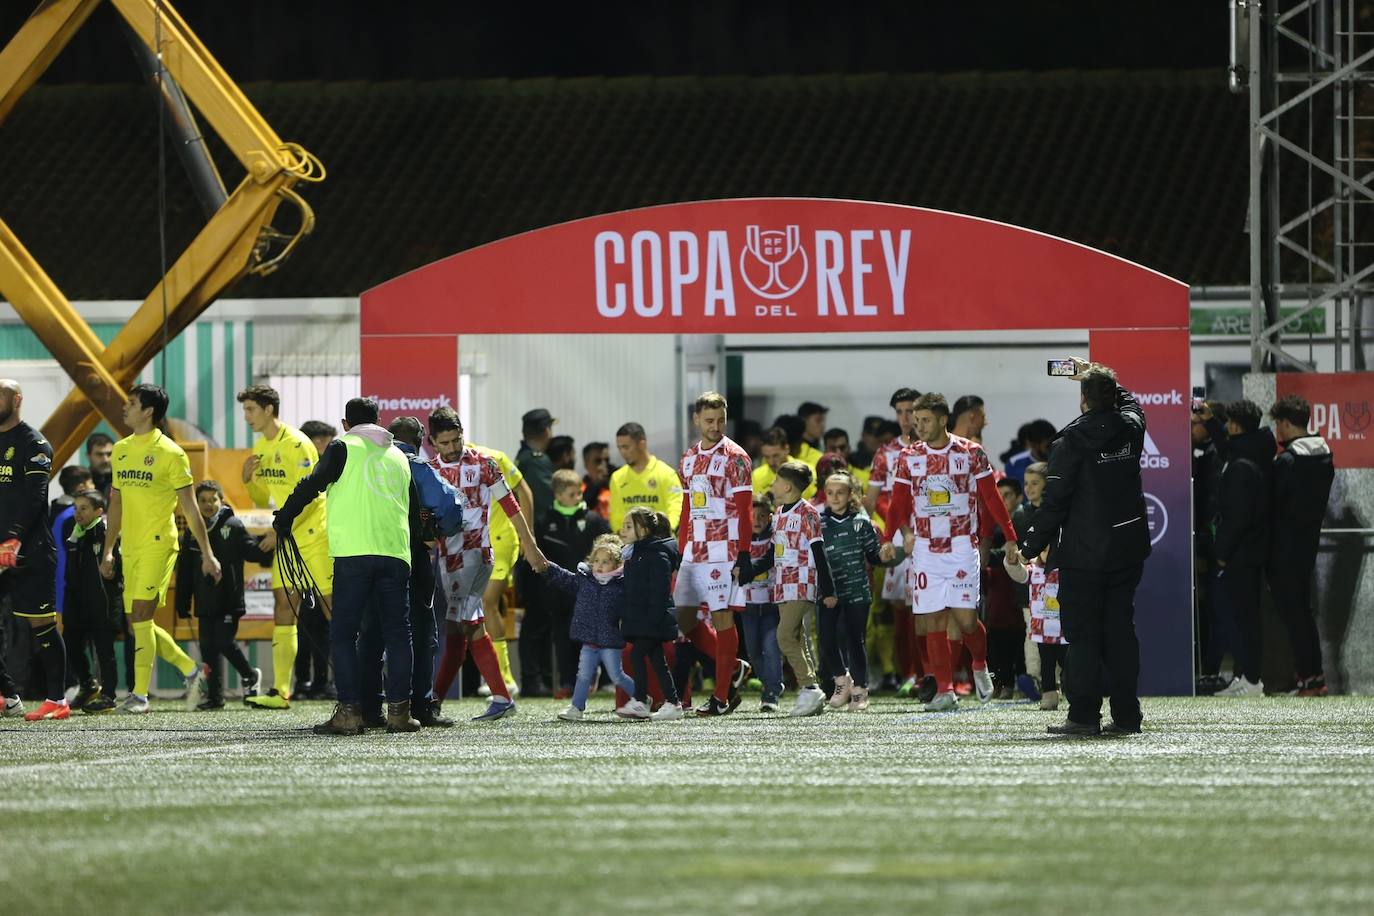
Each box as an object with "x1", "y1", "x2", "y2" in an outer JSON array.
[{"x1": 1091, "y1": 329, "x2": 1194, "y2": 696}]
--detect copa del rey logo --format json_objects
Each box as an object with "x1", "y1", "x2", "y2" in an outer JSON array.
[{"x1": 594, "y1": 224, "x2": 912, "y2": 319}]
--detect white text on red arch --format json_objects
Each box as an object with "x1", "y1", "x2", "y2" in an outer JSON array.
[{"x1": 593, "y1": 227, "x2": 913, "y2": 319}]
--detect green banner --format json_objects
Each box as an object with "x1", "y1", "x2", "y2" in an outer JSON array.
[{"x1": 1191, "y1": 306, "x2": 1325, "y2": 336}]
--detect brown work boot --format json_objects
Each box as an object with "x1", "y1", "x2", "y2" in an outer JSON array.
[
  {"x1": 312, "y1": 703, "x2": 364, "y2": 736},
  {"x1": 386, "y1": 700, "x2": 421, "y2": 733}
]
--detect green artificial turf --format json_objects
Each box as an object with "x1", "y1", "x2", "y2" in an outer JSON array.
[{"x1": 2, "y1": 695, "x2": 1372, "y2": 915}]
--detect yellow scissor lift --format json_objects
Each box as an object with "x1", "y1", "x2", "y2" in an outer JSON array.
[{"x1": 0, "y1": 0, "x2": 324, "y2": 667}]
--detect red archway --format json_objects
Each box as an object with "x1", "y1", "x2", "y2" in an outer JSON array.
[{"x1": 361, "y1": 198, "x2": 1193, "y2": 695}]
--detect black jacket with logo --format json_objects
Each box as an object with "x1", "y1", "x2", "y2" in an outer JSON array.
[
  {"x1": 1271, "y1": 435, "x2": 1335, "y2": 570},
  {"x1": 1019, "y1": 385, "x2": 1151, "y2": 572},
  {"x1": 1213, "y1": 427, "x2": 1276, "y2": 567},
  {"x1": 176, "y1": 506, "x2": 271, "y2": 619},
  {"x1": 0, "y1": 421, "x2": 55, "y2": 565},
  {"x1": 65, "y1": 518, "x2": 123, "y2": 627}
]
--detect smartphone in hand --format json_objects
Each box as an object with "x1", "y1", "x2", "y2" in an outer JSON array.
[{"x1": 1047, "y1": 358, "x2": 1077, "y2": 377}]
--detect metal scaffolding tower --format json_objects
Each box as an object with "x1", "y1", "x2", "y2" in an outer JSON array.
[{"x1": 1244, "y1": 0, "x2": 1374, "y2": 372}]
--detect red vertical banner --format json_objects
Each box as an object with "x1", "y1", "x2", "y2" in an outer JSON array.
[
  {"x1": 1275, "y1": 372, "x2": 1374, "y2": 468},
  {"x1": 1089, "y1": 328, "x2": 1194, "y2": 696},
  {"x1": 360, "y1": 334, "x2": 459, "y2": 431}
]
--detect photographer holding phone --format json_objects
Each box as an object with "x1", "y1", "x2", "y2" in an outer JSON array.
[{"x1": 1013, "y1": 358, "x2": 1151, "y2": 737}]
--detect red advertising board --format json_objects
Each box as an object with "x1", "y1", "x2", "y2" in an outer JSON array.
[
  {"x1": 1275, "y1": 372, "x2": 1374, "y2": 468},
  {"x1": 360, "y1": 198, "x2": 1194, "y2": 694},
  {"x1": 359, "y1": 334, "x2": 459, "y2": 431}
]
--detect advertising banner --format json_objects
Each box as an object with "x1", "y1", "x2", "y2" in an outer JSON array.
[
  {"x1": 1275, "y1": 372, "x2": 1374, "y2": 468},
  {"x1": 1089, "y1": 328, "x2": 1194, "y2": 695},
  {"x1": 359, "y1": 334, "x2": 459, "y2": 432}
]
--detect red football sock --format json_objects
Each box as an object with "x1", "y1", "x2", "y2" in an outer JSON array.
[
  {"x1": 714, "y1": 625, "x2": 739, "y2": 703},
  {"x1": 688, "y1": 621, "x2": 717, "y2": 657},
  {"x1": 470, "y1": 634, "x2": 510, "y2": 700},
  {"x1": 915, "y1": 629, "x2": 931, "y2": 677},
  {"x1": 926, "y1": 631, "x2": 954, "y2": 695},
  {"x1": 433, "y1": 631, "x2": 468, "y2": 699},
  {"x1": 964, "y1": 620, "x2": 989, "y2": 671}
]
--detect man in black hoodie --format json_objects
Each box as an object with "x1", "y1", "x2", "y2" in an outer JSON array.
[
  {"x1": 1016, "y1": 360, "x2": 1151, "y2": 736},
  {"x1": 1267, "y1": 395, "x2": 1335, "y2": 695},
  {"x1": 1212, "y1": 400, "x2": 1275, "y2": 697}
]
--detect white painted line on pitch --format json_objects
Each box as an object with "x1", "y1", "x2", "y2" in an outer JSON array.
[{"x1": 0, "y1": 742, "x2": 249, "y2": 775}]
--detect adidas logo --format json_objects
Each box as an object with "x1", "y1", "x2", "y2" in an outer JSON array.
[{"x1": 1140, "y1": 431, "x2": 1170, "y2": 470}]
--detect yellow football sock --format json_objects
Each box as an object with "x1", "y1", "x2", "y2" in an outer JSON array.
[
  {"x1": 272, "y1": 625, "x2": 297, "y2": 697},
  {"x1": 132, "y1": 619, "x2": 155, "y2": 697},
  {"x1": 153, "y1": 623, "x2": 196, "y2": 676},
  {"x1": 494, "y1": 637, "x2": 514, "y2": 686}
]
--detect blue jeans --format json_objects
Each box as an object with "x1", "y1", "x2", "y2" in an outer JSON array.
[
  {"x1": 571, "y1": 644, "x2": 635, "y2": 710},
  {"x1": 740, "y1": 603, "x2": 783, "y2": 701},
  {"x1": 332, "y1": 555, "x2": 412, "y2": 706},
  {"x1": 359, "y1": 548, "x2": 436, "y2": 711}
]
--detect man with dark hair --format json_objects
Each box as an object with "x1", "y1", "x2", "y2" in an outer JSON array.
[
  {"x1": 754, "y1": 426, "x2": 810, "y2": 498},
  {"x1": 354, "y1": 416, "x2": 466, "y2": 727},
  {"x1": 735, "y1": 418, "x2": 765, "y2": 462},
  {"x1": 237, "y1": 384, "x2": 333, "y2": 709},
  {"x1": 1004, "y1": 419, "x2": 1057, "y2": 483},
  {"x1": 516, "y1": 409, "x2": 556, "y2": 519},
  {"x1": 852, "y1": 415, "x2": 885, "y2": 471},
  {"x1": 1267, "y1": 394, "x2": 1335, "y2": 696},
  {"x1": 515, "y1": 409, "x2": 557, "y2": 696},
  {"x1": 51, "y1": 465, "x2": 93, "y2": 620},
  {"x1": 299, "y1": 420, "x2": 338, "y2": 459},
  {"x1": 798, "y1": 401, "x2": 829, "y2": 451},
  {"x1": 1015, "y1": 360, "x2": 1150, "y2": 736},
  {"x1": 275, "y1": 396, "x2": 422, "y2": 735},
  {"x1": 103, "y1": 383, "x2": 219, "y2": 715},
  {"x1": 948, "y1": 395, "x2": 987, "y2": 443},
  {"x1": 581, "y1": 441, "x2": 612, "y2": 519},
  {"x1": 0, "y1": 379, "x2": 67, "y2": 720},
  {"x1": 1212, "y1": 400, "x2": 1276, "y2": 698},
  {"x1": 85, "y1": 433, "x2": 115, "y2": 494},
  {"x1": 609, "y1": 421, "x2": 681, "y2": 533}
]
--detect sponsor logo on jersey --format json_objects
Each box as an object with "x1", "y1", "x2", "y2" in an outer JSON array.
[
  {"x1": 258, "y1": 467, "x2": 290, "y2": 480},
  {"x1": 3, "y1": 447, "x2": 11, "y2": 460},
  {"x1": 117, "y1": 469, "x2": 154, "y2": 482}
]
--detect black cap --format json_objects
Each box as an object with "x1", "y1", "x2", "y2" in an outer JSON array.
[
  {"x1": 522, "y1": 408, "x2": 557, "y2": 428},
  {"x1": 798, "y1": 401, "x2": 829, "y2": 417}
]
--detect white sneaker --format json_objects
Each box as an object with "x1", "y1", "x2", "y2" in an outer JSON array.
[
  {"x1": 243, "y1": 667, "x2": 262, "y2": 698},
  {"x1": 922, "y1": 691, "x2": 958, "y2": 712},
  {"x1": 650, "y1": 701, "x2": 685, "y2": 721},
  {"x1": 616, "y1": 699, "x2": 650, "y2": 719},
  {"x1": 2, "y1": 696, "x2": 25, "y2": 718},
  {"x1": 789, "y1": 685, "x2": 826, "y2": 718},
  {"x1": 848, "y1": 686, "x2": 870, "y2": 712},
  {"x1": 760, "y1": 699, "x2": 780, "y2": 713},
  {"x1": 184, "y1": 665, "x2": 209, "y2": 711},
  {"x1": 506, "y1": 681, "x2": 521, "y2": 699},
  {"x1": 477, "y1": 680, "x2": 493, "y2": 697},
  {"x1": 557, "y1": 705, "x2": 584, "y2": 721},
  {"x1": 1215, "y1": 676, "x2": 1264, "y2": 697},
  {"x1": 118, "y1": 694, "x2": 150, "y2": 715},
  {"x1": 828, "y1": 673, "x2": 853, "y2": 709},
  {"x1": 1040, "y1": 689, "x2": 1060, "y2": 711},
  {"x1": 973, "y1": 668, "x2": 995, "y2": 704}
]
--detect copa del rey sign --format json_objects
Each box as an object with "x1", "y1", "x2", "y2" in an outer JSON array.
[{"x1": 361, "y1": 199, "x2": 1188, "y2": 336}]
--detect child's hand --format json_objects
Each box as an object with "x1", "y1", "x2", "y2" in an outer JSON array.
[
  {"x1": 822, "y1": 596, "x2": 838, "y2": 608},
  {"x1": 878, "y1": 542, "x2": 895, "y2": 564}
]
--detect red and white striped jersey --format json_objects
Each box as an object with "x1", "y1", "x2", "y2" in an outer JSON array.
[
  {"x1": 891, "y1": 434, "x2": 994, "y2": 555},
  {"x1": 1028, "y1": 563, "x2": 1066, "y2": 645},
  {"x1": 739, "y1": 529, "x2": 774, "y2": 604},
  {"x1": 678, "y1": 437, "x2": 752, "y2": 563},
  {"x1": 771, "y1": 499, "x2": 823, "y2": 603},
  {"x1": 431, "y1": 448, "x2": 511, "y2": 568}
]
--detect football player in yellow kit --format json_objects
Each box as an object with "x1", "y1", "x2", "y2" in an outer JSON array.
[{"x1": 237, "y1": 386, "x2": 333, "y2": 709}]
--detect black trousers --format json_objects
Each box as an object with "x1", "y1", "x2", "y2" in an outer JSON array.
[
  {"x1": 629, "y1": 639, "x2": 679, "y2": 704},
  {"x1": 1267, "y1": 564, "x2": 1323, "y2": 681},
  {"x1": 294, "y1": 596, "x2": 332, "y2": 689},
  {"x1": 516, "y1": 563, "x2": 553, "y2": 693},
  {"x1": 988, "y1": 627, "x2": 1025, "y2": 689},
  {"x1": 1058, "y1": 563, "x2": 1144, "y2": 729},
  {"x1": 551, "y1": 594, "x2": 578, "y2": 691},
  {"x1": 198, "y1": 612, "x2": 254, "y2": 702},
  {"x1": 1037, "y1": 642, "x2": 1068, "y2": 692},
  {"x1": 818, "y1": 601, "x2": 869, "y2": 688},
  {"x1": 64, "y1": 615, "x2": 118, "y2": 699},
  {"x1": 1223, "y1": 564, "x2": 1264, "y2": 684}
]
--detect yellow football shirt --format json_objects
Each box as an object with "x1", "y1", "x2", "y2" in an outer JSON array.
[
  {"x1": 473, "y1": 443, "x2": 524, "y2": 544},
  {"x1": 112, "y1": 429, "x2": 193, "y2": 554},
  {"x1": 248, "y1": 423, "x2": 326, "y2": 544},
  {"x1": 609, "y1": 455, "x2": 683, "y2": 532}
]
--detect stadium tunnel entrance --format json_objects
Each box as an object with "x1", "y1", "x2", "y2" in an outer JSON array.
[{"x1": 360, "y1": 198, "x2": 1193, "y2": 695}]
